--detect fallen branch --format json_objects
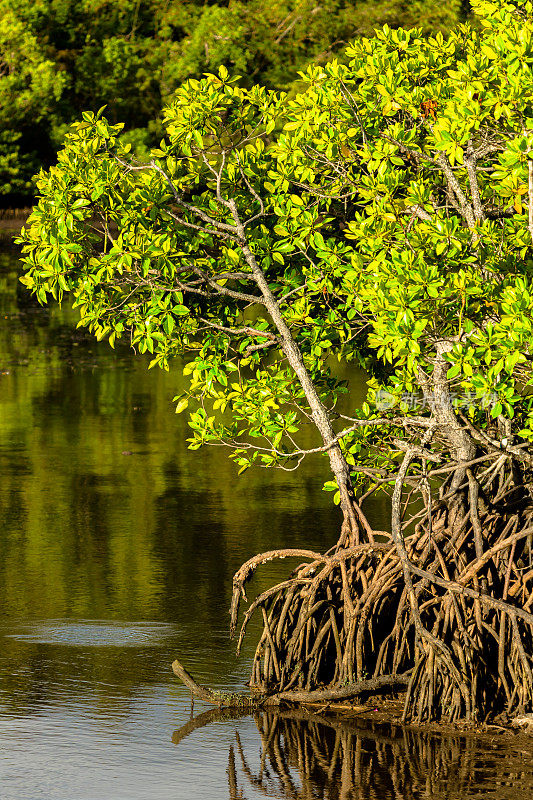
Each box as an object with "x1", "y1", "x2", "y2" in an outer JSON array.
[
  {"x1": 171, "y1": 657, "x2": 409, "y2": 708},
  {"x1": 275, "y1": 672, "x2": 411, "y2": 703},
  {"x1": 172, "y1": 658, "x2": 228, "y2": 704}
]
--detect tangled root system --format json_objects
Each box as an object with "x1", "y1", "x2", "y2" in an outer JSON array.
[{"x1": 230, "y1": 458, "x2": 533, "y2": 723}]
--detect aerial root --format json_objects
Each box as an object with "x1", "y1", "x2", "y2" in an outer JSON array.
[{"x1": 229, "y1": 478, "x2": 533, "y2": 723}]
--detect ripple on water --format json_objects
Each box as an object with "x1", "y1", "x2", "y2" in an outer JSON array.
[{"x1": 2, "y1": 619, "x2": 178, "y2": 647}]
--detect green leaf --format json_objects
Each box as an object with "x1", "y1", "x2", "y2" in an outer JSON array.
[
  {"x1": 447, "y1": 363, "x2": 461, "y2": 379},
  {"x1": 175, "y1": 397, "x2": 189, "y2": 414}
]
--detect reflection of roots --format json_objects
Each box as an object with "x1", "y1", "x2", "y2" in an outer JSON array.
[
  {"x1": 231, "y1": 479, "x2": 533, "y2": 723},
  {"x1": 227, "y1": 710, "x2": 533, "y2": 800}
]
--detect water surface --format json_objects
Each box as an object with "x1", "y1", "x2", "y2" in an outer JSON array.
[{"x1": 1, "y1": 243, "x2": 532, "y2": 799}]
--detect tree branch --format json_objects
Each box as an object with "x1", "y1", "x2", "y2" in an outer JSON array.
[
  {"x1": 527, "y1": 158, "x2": 533, "y2": 242},
  {"x1": 198, "y1": 317, "x2": 279, "y2": 343},
  {"x1": 464, "y1": 140, "x2": 485, "y2": 223},
  {"x1": 433, "y1": 152, "x2": 477, "y2": 232},
  {"x1": 189, "y1": 264, "x2": 264, "y2": 304},
  {"x1": 149, "y1": 160, "x2": 240, "y2": 235}
]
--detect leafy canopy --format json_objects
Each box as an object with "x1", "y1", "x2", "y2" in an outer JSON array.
[
  {"x1": 269, "y1": 0, "x2": 533, "y2": 467},
  {"x1": 19, "y1": 1, "x2": 533, "y2": 491}
]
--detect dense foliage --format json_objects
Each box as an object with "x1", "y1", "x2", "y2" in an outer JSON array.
[
  {"x1": 18, "y1": 0, "x2": 533, "y2": 489},
  {"x1": 0, "y1": 0, "x2": 465, "y2": 203}
]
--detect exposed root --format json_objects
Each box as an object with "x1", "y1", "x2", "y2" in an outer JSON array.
[{"x1": 227, "y1": 455, "x2": 533, "y2": 724}]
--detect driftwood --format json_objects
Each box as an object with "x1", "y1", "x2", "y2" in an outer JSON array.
[{"x1": 171, "y1": 657, "x2": 409, "y2": 707}]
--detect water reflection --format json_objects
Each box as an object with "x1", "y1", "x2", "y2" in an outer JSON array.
[
  {"x1": 2, "y1": 241, "x2": 532, "y2": 799},
  {"x1": 0, "y1": 246, "x2": 383, "y2": 639},
  {"x1": 0, "y1": 244, "x2": 371, "y2": 640},
  {"x1": 175, "y1": 709, "x2": 533, "y2": 800}
]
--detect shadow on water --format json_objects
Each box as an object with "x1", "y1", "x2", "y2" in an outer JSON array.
[{"x1": 173, "y1": 708, "x2": 533, "y2": 800}]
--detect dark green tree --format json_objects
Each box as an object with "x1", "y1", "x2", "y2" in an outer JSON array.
[{"x1": 0, "y1": 0, "x2": 466, "y2": 203}]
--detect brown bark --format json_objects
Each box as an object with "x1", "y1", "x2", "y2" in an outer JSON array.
[{"x1": 230, "y1": 200, "x2": 361, "y2": 543}]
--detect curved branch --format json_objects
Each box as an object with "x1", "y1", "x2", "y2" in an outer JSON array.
[{"x1": 172, "y1": 658, "x2": 227, "y2": 704}]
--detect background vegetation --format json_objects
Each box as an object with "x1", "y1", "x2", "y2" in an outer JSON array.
[{"x1": 0, "y1": 0, "x2": 468, "y2": 205}]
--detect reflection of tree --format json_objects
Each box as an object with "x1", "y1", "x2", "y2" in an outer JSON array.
[
  {"x1": 228, "y1": 712, "x2": 452, "y2": 800},
  {"x1": 173, "y1": 708, "x2": 533, "y2": 800},
  {"x1": 0, "y1": 249, "x2": 379, "y2": 634},
  {"x1": 0, "y1": 247, "x2": 396, "y2": 720}
]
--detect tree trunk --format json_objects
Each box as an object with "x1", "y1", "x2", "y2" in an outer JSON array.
[
  {"x1": 232, "y1": 206, "x2": 360, "y2": 543},
  {"x1": 420, "y1": 340, "x2": 477, "y2": 524}
]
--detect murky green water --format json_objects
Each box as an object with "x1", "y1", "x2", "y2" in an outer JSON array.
[{"x1": 1, "y1": 242, "x2": 532, "y2": 799}]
